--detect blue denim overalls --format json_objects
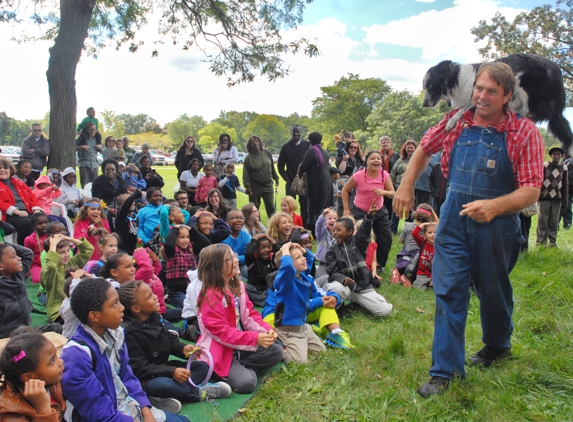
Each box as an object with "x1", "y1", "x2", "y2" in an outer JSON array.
[{"x1": 429, "y1": 122, "x2": 523, "y2": 379}]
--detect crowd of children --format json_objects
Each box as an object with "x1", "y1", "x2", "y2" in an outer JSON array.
[{"x1": 0, "y1": 151, "x2": 443, "y2": 420}]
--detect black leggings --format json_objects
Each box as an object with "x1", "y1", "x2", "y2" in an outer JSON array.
[
  {"x1": 353, "y1": 206, "x2": 393, "y2": 269},
  {"x1": 5, "y1": 215, "x2": 34, "y2": 245}
]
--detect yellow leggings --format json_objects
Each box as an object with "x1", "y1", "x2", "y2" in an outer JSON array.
[{"x1": 263, "y1": 307, "x2": 340, "y2": 330}]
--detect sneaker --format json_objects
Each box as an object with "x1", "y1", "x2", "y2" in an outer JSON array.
[
  {"x1": 469, "y1": 346, "x2": 512, "y2": 367},
  {"x1": 167, "y1": 329, "x2": 179, "y2": 339},
  {"x1": 148, "y1": 397, "x2": 182, "y2": 414},
  {"x1": 417, "y1": 376, "x2": 450, "y2": 397},
  {"x1": 181, "y1": 325, "x2": 198, "y2": 342},
  {"x1": 400, "y1": 274, "x2": 412, "y2": 288},
  {"x1": 325, "y1": 331, "x2": 355, "y2": 350},
  {"x1": 200, "y1": 382, "x2": 232, "y2": 401},
  {"x1": 391, "y1": 268, "x2": 400, "y2": 284}
]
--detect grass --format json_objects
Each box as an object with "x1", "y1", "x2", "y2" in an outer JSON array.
[{"x1": 160, "y1": 164, "x2": 573, "y2": 421}]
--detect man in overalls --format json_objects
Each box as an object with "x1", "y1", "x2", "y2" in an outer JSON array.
[{"x1": 394, "y1": 62, "x2": 544, "y2": 396}]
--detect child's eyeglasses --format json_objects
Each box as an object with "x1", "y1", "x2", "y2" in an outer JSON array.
[{"x1": 227, "y1": 216, "x2": 245, "y2": 221}]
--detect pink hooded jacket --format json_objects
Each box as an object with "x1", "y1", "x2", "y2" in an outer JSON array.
[
  {"x1": 33, "y1": 175, "x2": 62, "y2": 214},
  {"x1": 197, "y1": 282, "x2": 272, "y2": 377}
]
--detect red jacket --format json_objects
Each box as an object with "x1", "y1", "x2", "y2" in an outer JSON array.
[{"x1": 0, "y1": 177, "x2": 41, "y2": 220}]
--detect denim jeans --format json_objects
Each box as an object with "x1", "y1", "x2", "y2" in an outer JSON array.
[
  {"x1": 429, "y1": 125, "x2": 522, "y2": 380},
  {"x1": 166, "y1": 290, "x2": 186, "y2": 310},
  {"x1": 164, "y1": 411, "x2": 189, "y2": 421},
  {"x1": 146, "y1": 361, "x2": 209, "y2": 403}
]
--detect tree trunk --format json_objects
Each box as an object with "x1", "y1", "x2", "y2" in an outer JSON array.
[{"x1": 46, "y1": 0, "x2": 95, "y2": 170}]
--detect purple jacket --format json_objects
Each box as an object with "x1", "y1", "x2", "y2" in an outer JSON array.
[{"x1": 61, "y1": 324, "x2": 151, "y2": 422}]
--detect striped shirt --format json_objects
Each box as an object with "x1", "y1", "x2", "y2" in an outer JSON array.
[{"x1": 420, "y1": 108, "x2": 544, "y2": 189}]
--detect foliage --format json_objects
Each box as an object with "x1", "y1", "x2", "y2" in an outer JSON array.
[
  {"x1": 128, "y1": 132, "x2": 172, "y2": 151},
  {"x1": 118, "y1": 113, "x2": 155, "y2": 135},
  {"x1": 212, "y1": 111, "x2": 258, "y2": 145},
  {"x1": 366, "y1": 90, "x2": 450, "y2": 150},
  {"x1": 242, "y1": 114, "x2": 289, "y2": 152},
  {"x1": 277, "y1": 113, "x2": 313, "y2": 141},
  {"x1": 312, "y1": 74, "x2": 391, "y2": 142},
  {"x1": 197, "y1": 122, "x2": 237, "y2": 152},
  {"x1": 99, "y1": 109, "x2": 126, "y2": 139},
  {"x1": 471, "y1": 0, "x2": 573, "y2": 105},
  {"x1": 0, "y1": 112, "x2": 42, "y2": 146},
  {"x1": 166, "y1": 114, "x2": 208, "y2": 149}
]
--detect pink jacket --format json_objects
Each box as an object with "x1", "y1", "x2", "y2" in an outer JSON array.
[
  {"x1": 133, "y1": 248, "x2": 166, "y2": 314},
  {"x1": 197, "y1": 282, "x2": 271, "y2": 377},
  {"x1": 73, "y1": 217, "x2": 111, "y2": 261},
  {"x1": 33, "y1": 175, "x2": 62, "y2": 214}
]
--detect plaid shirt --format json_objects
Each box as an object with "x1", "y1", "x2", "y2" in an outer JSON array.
[
  {"x1": 420, "y1": 108, "x2": 544, "y2": 189},
  {"x1": 166, "y1": 245, "x2": 197, "y2": 279}
]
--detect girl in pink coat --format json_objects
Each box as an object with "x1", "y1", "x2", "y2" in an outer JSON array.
[{"x1": 196, "y1": 244, "x2": 283, "y2": 394}]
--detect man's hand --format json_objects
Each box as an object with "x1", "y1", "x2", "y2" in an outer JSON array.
[
  {"x1": 393, "y1": 184, "x2": 415, "y2": 219},
  {"x1": 460, "y1": 199, "x2": 500, "y2": 223}
]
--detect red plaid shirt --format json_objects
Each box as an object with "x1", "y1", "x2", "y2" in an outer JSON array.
[
  {"x1": 166, "y1": 245, "x2": 197, "y2": 279},
  {"x1": 420, "y1": 108, "x2": 544, "y2": 189}
]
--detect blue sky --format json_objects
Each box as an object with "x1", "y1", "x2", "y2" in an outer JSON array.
[{"x1": 0, "y1": 0, "x2": 564, "y2": 127}]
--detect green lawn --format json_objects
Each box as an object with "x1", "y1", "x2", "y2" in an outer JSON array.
[{"x1": 160, "y1": 164, "x2": 573, "y2": 421}]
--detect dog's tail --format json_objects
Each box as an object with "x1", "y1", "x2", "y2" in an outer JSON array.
[{"x1": 548, "y1": 114, "x2": 573, "y2": 155}]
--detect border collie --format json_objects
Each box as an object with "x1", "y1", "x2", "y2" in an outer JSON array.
[{"x1": 422, "y1": 54, "x2": 572, "y2": 153}]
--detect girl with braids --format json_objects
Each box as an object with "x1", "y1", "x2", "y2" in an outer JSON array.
[
  {"x1": 118, "y1": 281, "x2": 231, "y2": 407},
  {"x1": 0, "y1": 327, "x2": 65, "y2": 420},
  {"x1": 196, "y1": 244, "x2": 283, "y2": 394}
]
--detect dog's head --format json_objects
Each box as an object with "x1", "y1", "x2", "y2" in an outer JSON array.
[{"x1": 423, "y1": 60, "x2": 459, "y2": 107}]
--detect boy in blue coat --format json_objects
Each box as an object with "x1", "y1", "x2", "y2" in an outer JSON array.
[
  {"x1": 61, "y1": 277, "x2": 188, "y2": 421},
  {"x1": 273, "y1": 242, "x2": 350, "y2": 363}
]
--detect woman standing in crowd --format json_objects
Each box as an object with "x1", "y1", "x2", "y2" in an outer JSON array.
[
  {"x1": 390, "y1": 139, "x2": 417, "y2": 234},
  {"x1": 342, "y1": 150, "x2": 394, "y2": 270},
  {"x1": 0, "y1": 158, "x2": 42, "y2": 244},
  {"x1": 336, "y1": 134, "x2": 364, "y2": 177},
  {"x1": 243, "y1": 135, "x2": 279, "y2": 218},
  {"x1": 180, "y1": 158, "x2": 204, "y2": 206},
  {"x1": 175, "y1": 136, "x2": 204, "y2": 180},
  {"x1": 299, "y1": 132, "x2": 333, "y2": 231}
]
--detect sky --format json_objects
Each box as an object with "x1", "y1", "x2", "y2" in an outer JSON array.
[{"x1": 1, "y1": 0, "x2": 567, "y2": 128}]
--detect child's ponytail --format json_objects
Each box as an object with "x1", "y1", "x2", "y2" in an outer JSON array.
[{"x1": 0, "y1": 327, "x2": 49, "y2": 389}]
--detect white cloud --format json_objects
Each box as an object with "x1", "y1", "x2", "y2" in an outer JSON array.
[{"x1": 415, "y1": 0, "x2": 436, "y2": 3}]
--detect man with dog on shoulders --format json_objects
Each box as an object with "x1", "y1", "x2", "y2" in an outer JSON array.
[{"x1": 394, "y1": 62, "x2": 544, "y2": 397}]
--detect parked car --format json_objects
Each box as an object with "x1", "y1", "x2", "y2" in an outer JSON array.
[
  {"x1": 163, "y1": 152, "x2": 175, "y2": 165},
  {"x1": 237, "y1": 152, "x2": 248, "y2": 164},
  {"x1": 1, "y1": 146, "x2": 22, "y2": 165},
  {"x1": 151, "y1": 152, "x2": 167, "y2": 166},
  {"x1": 202, "y1": 153, "x2": 214, "y2": 163}
]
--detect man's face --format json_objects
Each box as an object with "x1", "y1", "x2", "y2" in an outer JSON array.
[
  {"x1": 381, "y1": 139, "x2": 391, "y2": 152},
  {"x1": 472, "y1": 70, "x2": 512, "y2": 123},
  {"x1": 177, "y1": 194, "x2": 189, "y2": 208},
  {"x1": 291, "y1": 128, "x2": 301, "y2": 142},
  {"x1": 32, "y1": 125, "x2": 42, "y2": 138}
]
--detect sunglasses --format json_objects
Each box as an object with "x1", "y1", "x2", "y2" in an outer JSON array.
[
  {"x1": 349, "y1": 146, "x2": 358, "y2": 150},
  {"x1": 0, "y1": 164, "x2": 10, "y2": 169}
]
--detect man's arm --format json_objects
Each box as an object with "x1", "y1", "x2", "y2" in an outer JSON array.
[{"x1": 393, "y1": 147, "x2": 432, "y2": 218}]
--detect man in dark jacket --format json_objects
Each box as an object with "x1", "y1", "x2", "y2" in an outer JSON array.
[
  {"x1": 278, "y1": 125, "x2": 310, "y2": 226},
  {"x1": 21, "y1": 123, "x2": 50, "y2": 181},
  {"x1": 324, "y1": 203, "x2": 393, "y2": 317}
]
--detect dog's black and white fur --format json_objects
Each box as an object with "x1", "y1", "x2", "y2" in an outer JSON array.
[{"x1": 422, "y1": 54, "x2": 572, "y2": 153}]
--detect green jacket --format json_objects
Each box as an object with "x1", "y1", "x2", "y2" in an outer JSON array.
[{"x1": 41, "y1": 238, "x2": 94, "y2": 322}]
